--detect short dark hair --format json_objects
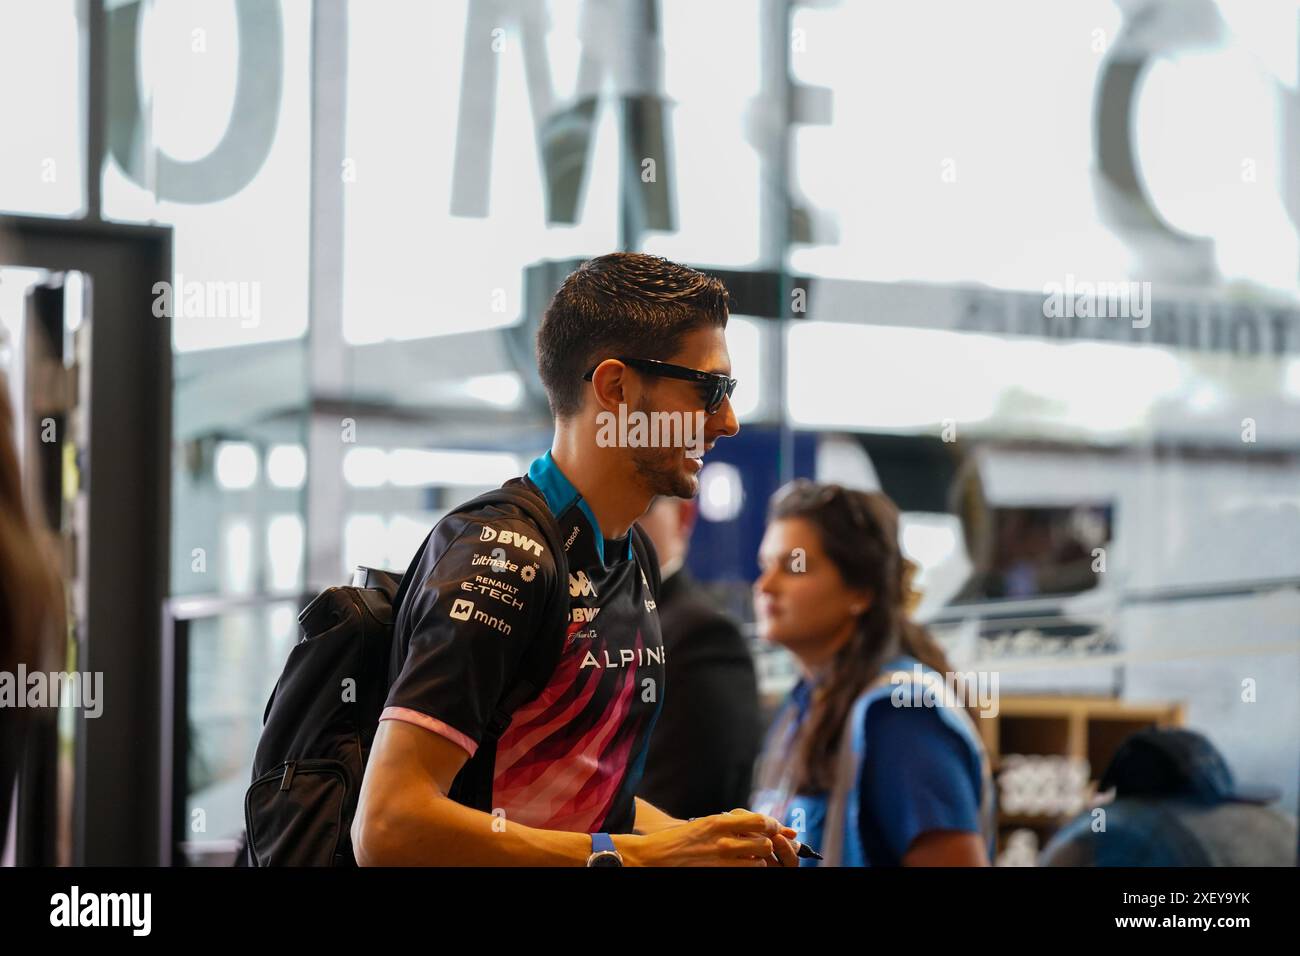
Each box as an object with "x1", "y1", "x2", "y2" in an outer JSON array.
[{"x1": 536, "y1": 253, "x2": 730, "y2": 419}]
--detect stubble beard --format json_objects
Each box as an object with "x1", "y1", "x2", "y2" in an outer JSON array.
[
  {"x1": 628, "y1": 397, "x2": 698, "y2": 498},
  {"x1": 630, "y1": 443, "x2": 697, "y2": 499}
]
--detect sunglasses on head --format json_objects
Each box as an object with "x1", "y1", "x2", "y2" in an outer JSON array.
[{"x1": 583, "y1": 356, "x2": 738, "y2": 416}]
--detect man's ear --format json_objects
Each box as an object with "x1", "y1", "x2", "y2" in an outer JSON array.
[{"x1": 589, "y1": 358, "x2": 629, "y2": 414}]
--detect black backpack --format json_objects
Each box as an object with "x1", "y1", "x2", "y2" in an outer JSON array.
[{"x1": 240, "y1": 483, "x2": 660, "y2": 866}]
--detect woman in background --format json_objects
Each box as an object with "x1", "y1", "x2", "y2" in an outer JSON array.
[
  {"x1": 751, "y1": 480, "x2": 994, "y2": 866},
  {"x1": 0, "y1": 369, "x2": 63, "y2": 862}
]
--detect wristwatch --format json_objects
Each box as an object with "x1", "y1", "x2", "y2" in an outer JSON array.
[{"x1": 586, "y1": 832, "x2": 623, "y2": 867}]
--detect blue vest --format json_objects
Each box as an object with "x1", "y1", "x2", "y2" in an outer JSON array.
[{"x1": 752, "y1": 656, "x2": 995, "y2": 866}]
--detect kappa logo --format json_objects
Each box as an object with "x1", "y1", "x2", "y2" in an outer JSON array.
[
  {"x1": 479, "y1": 525, "x2": 545, "y2": 557},
  {"x1": 569, "y1": 571, "x2": 597, "y2": 598},
  {"x1": 571, "y1": 606, "x2": 601, "y2": 623}
]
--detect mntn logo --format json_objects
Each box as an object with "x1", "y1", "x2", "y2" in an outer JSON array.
[{"x1": 448, "y1": 597, "x2": 512, "y2": 635}]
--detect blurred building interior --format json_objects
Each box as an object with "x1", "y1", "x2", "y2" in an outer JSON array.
[{"x1": 0, "y1": 0, "x2": 1297, "y2": 866}]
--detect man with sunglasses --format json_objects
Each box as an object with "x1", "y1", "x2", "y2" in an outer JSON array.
[{"x1": 354, "y1": 252, "x2": 799, "y2": 866}]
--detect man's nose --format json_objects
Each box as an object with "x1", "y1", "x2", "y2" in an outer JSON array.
[{"x1": 711, "y1": 397, "x2": 740, "y2": 438}]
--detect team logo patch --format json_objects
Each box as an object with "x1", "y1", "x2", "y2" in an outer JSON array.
[
  {"x1": 479, "y1": 525, "x2": 545, "y2": 557},
  {"x1": 472, "y1": 552, "x2": 517, "y2": 573}
]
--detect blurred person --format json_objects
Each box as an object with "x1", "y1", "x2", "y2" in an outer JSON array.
[
  {"x1": 353, "y1": 253, "x2": 799, "y2": 866},
  {"x1": 0, "y1": 368, "x2": 63, "y2": 863},
  {"x1": 1040, "y1": 727, "x2": 1297, "y2": 866},
  {"x1": 751, "y1": 480, "x2": 995, "y2": 866},
  {"x1": 635, "y1": 495, "x2": 761, "y2": 820}
]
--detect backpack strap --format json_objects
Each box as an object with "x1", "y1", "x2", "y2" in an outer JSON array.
[{"x1": 439, "y1": 484, "x2": 572, "y2": 811}]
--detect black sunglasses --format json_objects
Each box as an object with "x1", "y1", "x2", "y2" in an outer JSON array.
[{"x1": 583, "y1": 357, "x2": 738, "y2": 416}]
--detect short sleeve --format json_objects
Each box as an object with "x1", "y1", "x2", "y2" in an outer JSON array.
[
  {"x1": 858, "y1": 700, "x2": 982, "y2": 863},
  {"x1": 381, "y1": 509, "x2": 555, "y2": 756}
]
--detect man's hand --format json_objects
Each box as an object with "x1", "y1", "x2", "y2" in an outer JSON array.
[
  {"x1": 723, "y1": 808, "x2": 801, "y2": 867},
  {"x1": 612, "y1": 810, "x2": 799, "y2": 866},
  {"x1": 717, "y1": 806, "x2": 795, "y2": 868}
]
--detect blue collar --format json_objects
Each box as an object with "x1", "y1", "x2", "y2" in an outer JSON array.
[{"x1": 526, "y1": 450, "x2": 632, "y2": 567}]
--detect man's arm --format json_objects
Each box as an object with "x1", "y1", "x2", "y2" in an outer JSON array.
[
  {"x1": 633, "y1": 797, "x2": 686, "y2": 835},
  {"x1": 353, "y1": 720, "x2": 595, "y2": 866},
  {"x1": 631, "y1": 797, "x2": 800, "y2": 866},
  {"x1": 353, "y1": 720, "x2": 792, "y2": 866}
]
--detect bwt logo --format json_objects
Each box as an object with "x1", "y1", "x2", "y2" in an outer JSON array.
[
  {"x1": 569, "y1": 571, "x2": 597, "y2": 598},
  {"x1": 479, "y1": 526, "x2": 545, "y2": 557}
]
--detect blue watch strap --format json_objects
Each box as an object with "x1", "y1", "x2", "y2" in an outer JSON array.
[{"x1": 591, "y1": 832, "x2": 616, "y2": 854}]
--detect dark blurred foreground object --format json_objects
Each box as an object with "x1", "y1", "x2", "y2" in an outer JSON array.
[
  {"x1": 635, "y1": 496, "x2": 761, "y2": 820},
  {"x1": 636, "y1": 567, "x2": 761, "y2": 819},
  {"x1": 0, "y1": 368, "x2": 64, "y2": 864},
  {"x1": 1040, "y1": 727, "x2": 1296, "y2": 866}
]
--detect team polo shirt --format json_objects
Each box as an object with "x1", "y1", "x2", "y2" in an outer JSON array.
[{"x1": 381, "y1": 451, "x2": 665, "y2": 834}]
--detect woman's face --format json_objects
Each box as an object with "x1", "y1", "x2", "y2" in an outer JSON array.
[{"x1": 754, "y1": 516, "x2": 870, "y2": 656}]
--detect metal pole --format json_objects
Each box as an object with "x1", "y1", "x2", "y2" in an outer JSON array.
[
  {"x1": 758, "y1": 0, "x2": 795, "y2": 483},
  {"x1": 305, "y1": 0, "x2": 350, "y2": 590},
  {"x1": 83, "y1": 0, "x2": 105, "y2": 221}
]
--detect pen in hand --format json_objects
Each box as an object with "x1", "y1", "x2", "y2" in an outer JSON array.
[
  {"x1": 769, "y1": 839, "x2": 823, "y2": 865},
  {"x1": 795, "y1": 841, "x2": 823, "y2": 860}
]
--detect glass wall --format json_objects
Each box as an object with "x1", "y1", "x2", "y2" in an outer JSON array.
[{"x1": 2, "y1": 0, "x2": 1296, "y2": 863}]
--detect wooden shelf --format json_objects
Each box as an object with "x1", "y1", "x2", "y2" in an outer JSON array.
[{"x1": 981, "y1": 695, "x2": 1185, "y2": 857}]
